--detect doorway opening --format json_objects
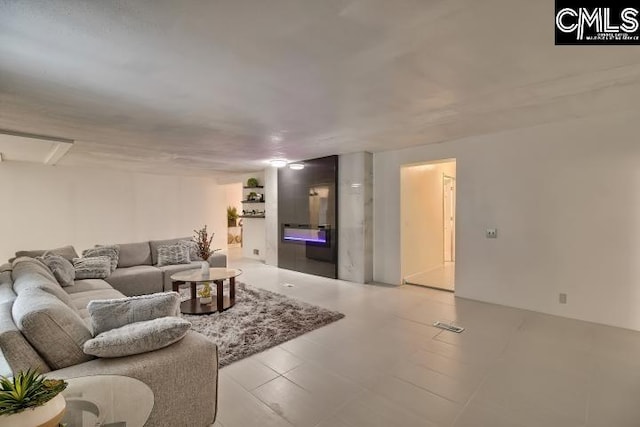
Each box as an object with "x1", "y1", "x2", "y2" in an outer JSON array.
[
  {"x1": 401, "y1": 159, "x2": 456, "y2": 292},
  {"x1": 223, "y1": 182, "x2": 243, "y2": 261}
]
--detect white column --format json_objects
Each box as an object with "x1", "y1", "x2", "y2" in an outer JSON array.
[
  {"x1": 338, "y1": 152, "x2": 373, "y2": 283},
  {"x1": 264, "y1": 166, "x2": 278, "y2": 266}
]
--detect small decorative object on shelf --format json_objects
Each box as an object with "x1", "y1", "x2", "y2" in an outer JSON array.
[
  {"x1": 0, "y1": 368, "x2": 68, "y2": 427},
  {"x1": 246, "y1": 192, "x2": 259, "y2": 201},
  {"x1": 193, "y1": 225, "x2": 221, "y2": 260},
  {"x1": 198, "y1": 282, "x2": 212, "y2": 305},
  {"x1": 246, "y1": 177, "x2": 259, "y2": 188},
  {"x1": 241, "y1": 209, "x2": 265, "y2": 218}
]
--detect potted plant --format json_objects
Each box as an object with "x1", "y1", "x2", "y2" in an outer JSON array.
[
  {"x1": 0, "y1": 368, "x2": 67, "y2": 427},
  {"x1": 198, "y1": 282, "x2": 212, "y2": 305},
  {"x1": 247, "y1": 192, "x2": 258, "y2": 201},
  {"x1": 246, "y1": 177, "x2": 259, "y2": 188},
  {"x1": 227, "y1": 206, "x2": 239, "y2": 227}
]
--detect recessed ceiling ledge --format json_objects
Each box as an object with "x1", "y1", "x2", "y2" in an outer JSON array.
[{"x1": 0, "y1": 129, "x2": 74, "y2": 166}]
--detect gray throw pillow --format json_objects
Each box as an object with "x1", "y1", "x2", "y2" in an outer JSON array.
[
  {"x1": 156, "y1": 243, "x2": 190, "y2": 267},
  {"x1": 83, "y1": 245, "x2": 119, "y2": 272},
  {"x1": 87, "y1": 292, "x2": 181, "y2": 335},
  {"x1": 83, "y1": 317, "x2": 191, "y2": 358},
  {"x1": 15, "y1": 245, "x2": 78, "y2": 261},
  {"x1": 73, "y1": 256, "x2": 112, "y2": 279},
  {"x1": 179, "y1": 240, "x2": 203, "y2": 261},
  {"x1": 37, "y1": 254, "x2": 75, "y2": 287}
]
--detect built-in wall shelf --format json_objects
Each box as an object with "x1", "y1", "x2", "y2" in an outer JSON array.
[{"x1": 242, "y1": 181, "x2": 266, "y2": 219}]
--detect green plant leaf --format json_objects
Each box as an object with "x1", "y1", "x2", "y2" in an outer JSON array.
[{"x1": 0, "y1": 369, "x2": 67, "y2": 415}]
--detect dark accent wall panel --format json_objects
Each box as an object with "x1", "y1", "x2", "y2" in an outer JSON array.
[{"x1": 278, "y1": 155, "x2": 338, "y2": 278}]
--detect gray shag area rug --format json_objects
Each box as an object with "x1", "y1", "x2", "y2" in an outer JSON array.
[{"x1": 180, "y1": 283, "x2": 344, "y2": 366}]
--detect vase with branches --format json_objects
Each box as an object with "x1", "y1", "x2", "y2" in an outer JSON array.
[
  {"x1": 193, "y1": 225, "x2": 222, "y2": 263},
  {"x1": 193, "y1": 225, "x2": 216, "y2": 260}
]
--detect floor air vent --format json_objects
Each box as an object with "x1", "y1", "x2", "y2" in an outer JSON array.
[{"x1": 433, "y1": 321, "x2": 464, "y2": 333}]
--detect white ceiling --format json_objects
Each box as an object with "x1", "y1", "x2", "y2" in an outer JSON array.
[{"x1": 1, "y1": 0, "x2": 639, "y2": 175}]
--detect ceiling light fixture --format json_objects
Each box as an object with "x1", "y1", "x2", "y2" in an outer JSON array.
[
  {"x1": 270, "y1": 159, "x2": 287, "y2": 168},
  {"x1": 289, "y1": 163, "x2": 304, "y2": 170}
]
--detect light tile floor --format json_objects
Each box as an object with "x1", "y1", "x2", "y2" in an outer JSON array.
[
  {"x1": 212, "y1": 257, "x2": 640, "y2": 427},
  {"x1": 405, "y1": 262, "x2": 455, "y2": 292}
]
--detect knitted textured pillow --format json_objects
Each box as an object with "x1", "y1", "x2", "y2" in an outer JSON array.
[
  {"x1": 73, "y1": 256, "x2": 112, "y2": 279},
  {"x1": 156, "y1": 243, "x2": 191, "y2": 267},
  {"x1": 83, "y1": 245, "x2": 120, "y2": 272}
]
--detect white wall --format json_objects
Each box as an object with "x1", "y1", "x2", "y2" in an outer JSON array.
[
  {"x1": 0, "y1": 162, "x2": 226, "y2": 261},
  {"x1": 243, "y1": 218, "x2": 266, "y2": 260},
  {"x1": 374, "y1": 111, "x2": 640, "y2": 331},
  {"x1": 401, "y1": 161, "x2": 455, "y2": 278}
]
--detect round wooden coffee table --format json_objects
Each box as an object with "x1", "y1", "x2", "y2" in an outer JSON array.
[{"x1": 171, "y1": 267, "x2": 242, "y2": 315}]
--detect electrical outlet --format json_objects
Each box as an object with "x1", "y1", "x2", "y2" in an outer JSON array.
[
  {"x1": 253, "y1": 249, "x2": 259, "y2": 255},
  {"x1": 486, "y1": 228, "x2": 498, "y2": 239},
  {"x1": 559, "y1": 293, "x2": 567, "y2": 304}
]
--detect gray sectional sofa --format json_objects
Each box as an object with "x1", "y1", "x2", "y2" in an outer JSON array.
[
  {"x1": 0, "y1": 238, "x2": 227, "y2": 426},
  {"x1": 102, "y1": 237, "x2": 227, "y2": 296}
]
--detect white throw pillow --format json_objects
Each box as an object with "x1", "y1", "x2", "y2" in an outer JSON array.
[
  {"x1": 83, "y1": 317, "x2": 191, "y2": 358},
  {"x1": 87, "y1": 292, "x2": 181, "y2": 335}
]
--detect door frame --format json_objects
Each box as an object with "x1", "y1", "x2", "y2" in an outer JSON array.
[
  {"x1": 400, "y1": 158, "x2": 457, "y2": 288},
  {"x1": 443, "y1": 174, "x2": 456, "y2": 263}
]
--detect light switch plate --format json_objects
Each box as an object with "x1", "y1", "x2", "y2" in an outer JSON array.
[{"x1": 486, "y1": 228, "x2": 498, "y2": 238}]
